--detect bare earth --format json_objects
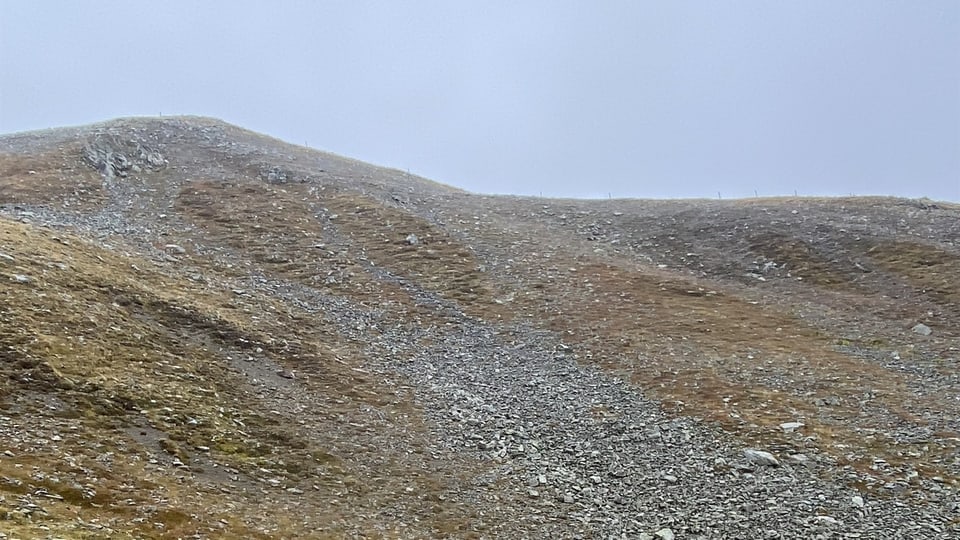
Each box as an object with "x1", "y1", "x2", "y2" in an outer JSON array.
[{"x1": 0, "y1": 117, "x2": 957, "y2": 539}]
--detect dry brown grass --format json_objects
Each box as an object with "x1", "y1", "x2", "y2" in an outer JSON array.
[
  {"x1": 0, "y1": 147, "x2": 105, "y2": 209},
  {"x1": 322, "y1": 191, "x2": 515, "y2": 321},
  {"x1": 496, "y1": 246, "x2": 959, "y2": 489},
  {"x1": 866, "y1": 239, "x2": 960, "y2": 317},
  {"x1": 0, "y1": 216, "x2": 493, "y2": 538}
]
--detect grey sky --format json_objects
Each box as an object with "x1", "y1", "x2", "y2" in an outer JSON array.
[{"x1": 2, "y1": 1, "x2": 958, "y2": 201}]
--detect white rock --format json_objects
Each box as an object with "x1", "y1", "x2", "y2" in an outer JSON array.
[
  {"x1": 743, "y1": 449, "x2": 780, "y2": 467},
  {"x1": 780, "y1": 421, "x2": 805, "y2": 433},
  {"x1": 851, "y1": 495, "x2": 865, "y2": 508},
  {"x1": 655, "y1": 528, "x2": 675, "y2": 540},
  {"x1": 0, "y1": 251, "x2": 14, "y2": 263},
  {"x1": 164, "y1": 244, "x2": 187, "y2": 254},
  {"x1": 11, "y1": 274, "x2": 31, "y2": 283},
  {"x1": 813, "y1": 515, "x2": 840, "y2": 527},
  {"x1": 405, "y1": 234, "x2": 419, "y2": 245}
]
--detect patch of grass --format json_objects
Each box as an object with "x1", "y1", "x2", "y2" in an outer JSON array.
[
  {"x1": 0, "y1": 214, "x2": 491, "y2": 537},
  {"x1": 867, "y1": 239, "x2": 960, "y2": 317},
  {"x1": 0, "y1": 145, "x2": 105, "y2": 208}
]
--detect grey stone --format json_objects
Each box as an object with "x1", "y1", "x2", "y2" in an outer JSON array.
[
  {"x1": 743, "y1": 449, "x2": 779, "y2": 467},
  {"x1": 655, "y1": 528, "x2": 675, "y2": 540},
  {"x1": 912, "y1": 323, "x2": 933, "y2": 336},
  {"x1": 405, "y1": 234, "x2": 419, "y2": 245},
  {"x1": 146, "y1": 151, "x2": 166, "y2": 167},
  {"x1": 813, "y1": 515, "x2": 840, "y2": 527}
]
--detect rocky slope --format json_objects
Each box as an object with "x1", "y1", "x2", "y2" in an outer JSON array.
[{"x1": 0, "y1": 116, "x2": 958, "y2": 539}]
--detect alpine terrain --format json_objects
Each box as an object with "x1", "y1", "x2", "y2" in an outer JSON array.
[{"x1": 0, "y1": 117, "x2": 958, "y2": 539}]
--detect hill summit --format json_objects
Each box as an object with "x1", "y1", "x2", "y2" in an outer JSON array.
[{"x1": 1, "y1": 117, "x2": 958, "y2": 538}]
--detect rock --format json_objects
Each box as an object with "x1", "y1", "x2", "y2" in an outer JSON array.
[
  {"x1": 608, "y1": 467, "x2": 628, "y2": 478},
  {"x1": 164, "y1": 244, "x2": 187, "y2": 255},
  {"x1": 655, "y1": 528, "x2": 675, "y2": 540},
  {"x1": 638, "y1": 534, "x2": 654, "y2": 540},
  {"x1": 405, "y1": 234, "x2": 419, "y2": 245},
  {"x1": 145, "y1": 151, "x2": 166, "y2": 167},
  {"x1": 813, "y1": 515, "x2": 840, "y2": 527},
  {"x1": 265, "y1": 167, "x2": 288, "y2": 183},
  {"x1": 662, "y1": 474, "x2": 678, "y2": 484},
  {"x1": 10, "y1": 274, "x2": 32, "y2": 283},
  {"x1": 0, "y1": 251, "x2": 14, "y2": 263},
  {"x1": 743, "y1": 449, "x2": 779, "y2": 467},
  {"x1": 780, "y1": 421, "x2": 804, "y2": 433},
  {"x1": 912, "y1": 323, "x2": 932, "y2": 336},
  {"x1": 814, "y1": 395, "x2": 841, "y2": 407},
  {"x1": 851, "y1": 495, "x2": 865, "y2": 508},
  {"x1": 562, "y1": 492, "x2": 575, "y2": 504},
  {"x1": 527, "y1": 489, "x2": 539, "y2": 498}
]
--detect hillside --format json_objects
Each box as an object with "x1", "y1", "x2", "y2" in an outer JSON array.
[{"x1": 1, "y1": 116, "x2": 958, "y2": 539}]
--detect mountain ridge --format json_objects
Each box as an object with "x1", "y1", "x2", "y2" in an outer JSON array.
[{"x1": 1, "y1": 117, "x2": 958, "y2": 538}]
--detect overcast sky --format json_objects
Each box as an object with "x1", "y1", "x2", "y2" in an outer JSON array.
[{"x1": 1, "y1": 1, "x2": 958, "y2": 201}]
